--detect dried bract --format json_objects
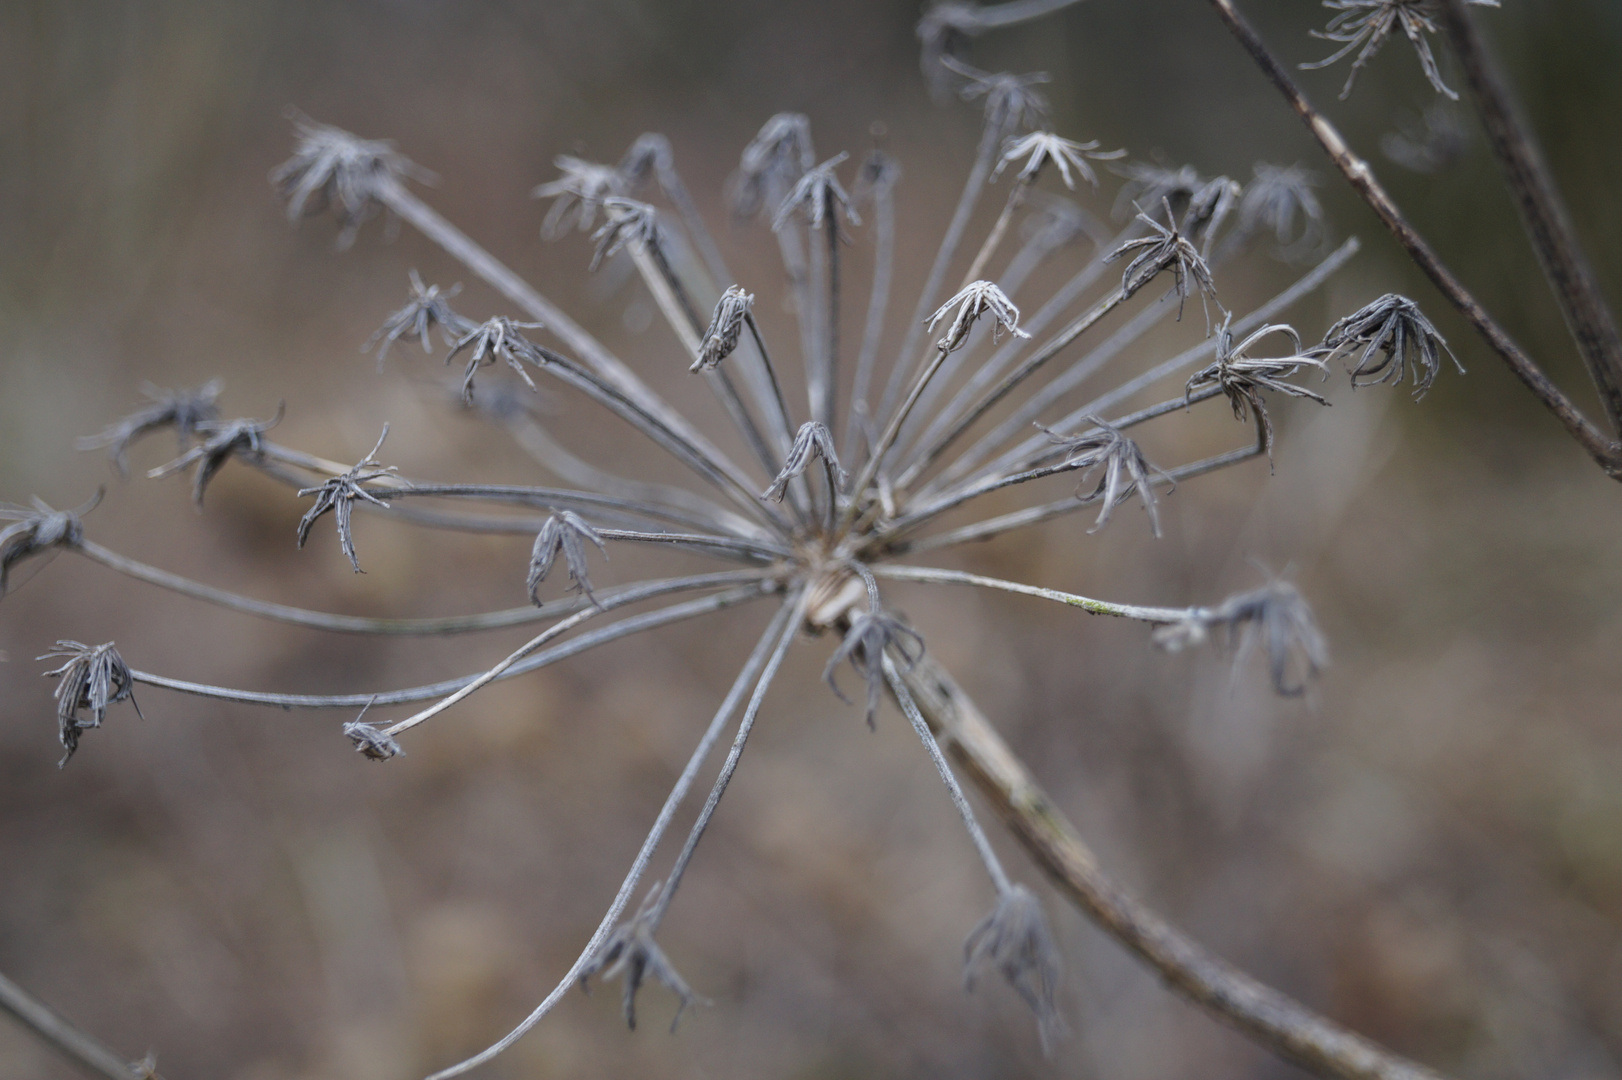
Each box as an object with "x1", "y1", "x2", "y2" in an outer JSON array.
[
  {"x1": 1105, "y1": 201, "x2": 1219, "y2": 320},
  {"x1": 367, "y1": 271, "x2": 465, "y2": 362},
  {"x1": 993, "y1": 131, "x2": 1125, "y2": 190},
  {"x1": 964, "y1": 885, "x2": 1064, "y2": 1053},
  {"x1": 823, "y1": 601, "x2": 926, "y2": 729},
  {"x1": 1186, "y1": 319, "x2": 1328, "y2": 457},
  {"x1": 772, "y1": 152, "x2": 859, "y2": 234},
  {"x1": 693, "y1": 286, "x2": 754, "y2": 373},
  {"x1": 1041, "y1": 418, "x2": 1171, "y2": 535},
  {"x1": 1237, "y1": 164, "x2": 1325, "y2": 259},
  {"x1": 927, "y1": 281, "x2": 1029, "y2": 352},
  {"x1": 532, "y1": 155, "x2": 627, "y2": 239},
  {"x1": 148, "y1": 408, "x2": 283, "y2": 507},
  {"x1": 447, "y1": 317, "x2": 546, "y2": 402},
  {"x1": 1154, "y1": 579, "x2": 1329, "y2": 697},
  {"x1": 271, "y1": 116, "x2": 433, "y2": 248},
  {"x1": 39, "y1": 640, "x2": 142, "y2": 768},
  {"x1": 1300, "y1": 0, "x2": 1500, "y2": 102},
  {"x1": 1317, "y1": 293, "x2": 1461, "y2": 398},
  {"x1": 77, "y1": 380, "x2": 223, "y2": 477},
  {"x1": 297, "y1": 427, "x2": 403, "y2": 573},
  {"x1": 579, "y1": 890, "x2": 702, "y2": 1032},
  {"x1": 763, "y1": 422, "x2": 846, "y2": 502},
  {"x1": 1, "y1": 494, "x2": 97, "y2": 598},
  {"x1": 528, "y1": 510, "x2": 608, "y2": 606}
]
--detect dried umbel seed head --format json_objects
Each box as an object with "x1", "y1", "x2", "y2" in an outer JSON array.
[
  {"x1": 578, "y1": 887, "x2": 703, "y2": 1032},
  {"x1": 271, "y1": 114, "x2": 434, "y2": 248},
  {"x1": 367, "y1": 271, "x2": 463, "y2": 362},
  {"x1": 1301, "y1": 0, "x2": 1501, "y2": 102},
  {"x1": 1186, "y1": 318, "x2": 1329, "y2": 458},
  {"x1": 822, "y1": 602, "x2": 926, "y2": 730},
  {"x1": 528, "y1": 510, "x2": 608, "y2": 606},
  {"x1": 916, "y1": 2, "x2": 984, "y2": 100},
  {"x1": 447, "y1": 316, "x2": 545, "y2": 402},
  {"x1": 772, "y1": 152, "x2": 859, "y2": 234},
  {"x1": 1106, "y1": 200, "x2": 1220, "y2": 321},
  {"x1": 0, "y1": 492, "x2": 99, "y2": 598},
  {"x1": 297, "y1": 426, "x2": 403, "y2": 573},
  {"x1": 993, "y1": 131, "x2": 1125, "y2": 190},
  {"x1": 1182, "y1": 174, "x2": 1243, "y2": 256},
  {"x1": 39, "y1": 640, "x2": 142, "y2": 767},
  {"x1": 77, "y1": 379, "x2": 224, "y2": 477},
  {"x1": 148, "y1": 407, "x2": 284, "y2": 506},
  {"x1": 964, "y1": 885, "x2": 1064, "y2": 1054},
  {"x1": 1381, "y1": 101, "x2": 1470, "y2": 174},
  {"x1": 343, "y1": 719, "x2": 404, "y2": 761},
  {"x1": 1317, "y1": 292, "x2": 1462, "y2": 398},
  {"x1": 1111, "y1": 161, "x2": 1205, "y2": 221},
  {"x1": 1237, "y1": 164, "x2": 1326, "y2": 259},
  {"x1": 1041, "y1": 417, "x2": 1171, "y2": 535},
  {"x1": 730, "y1": 112, "x2": 814, "y2": 219},
  {"x1": 589, "y1": 197, "x2": 663, "y2": 271},
  {"x1": 763, "y1": 422, "x2": 846, "y2": 502},
  {"x1": 532, "y1": 155, "x2": 627, "y2": 238},
  {"x1": 1154, "y1": 578, "x2": 1329, "y2": 697},
  {"x1": 693, "y1": 286, "x2": 755, "y2": 373},
  {"x1": 927, "y1": 281, "x2": 1029, "y2": 352},
  {"x1": 945, "y1": 58, "x2": 1051, "y2": 134}
]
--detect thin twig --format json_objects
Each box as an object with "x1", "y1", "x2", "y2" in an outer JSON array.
[{"x1": 0, "y1": 969, "x2": 158, "y2": 1080}]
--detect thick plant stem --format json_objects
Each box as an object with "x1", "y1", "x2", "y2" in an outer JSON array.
[
  {"x1": 0, "y1": 969, "x2": 158, "y2": 1080},
  {"x1": 1437, "y1": 0, "x2": 1622, "y2": 433},
  {"x1": 895, "y1": 655, "x2": 1449, "y2": 1080},
  {"x1": 1205, "y1": 0, "x2": 1622, "y2": 477}
]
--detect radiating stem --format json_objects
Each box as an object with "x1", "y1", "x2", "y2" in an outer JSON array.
[
  {"x1": 846, "y1": 163, "x2": 897, "y2": 466},
  {"x1": 0, "y1": 969, "x2": 158, "y2": 1080},
  {"x1": 423, "y1": 592, "x2": 799, "y2": 1080},
  {"x1": 873, "y1": 564, "x2": 1203, "y2": 623},
  {"x1": 959, "y1": 177, "x2": 1031, "y2": 290},
  {"x1": 841, "y1": 344, "x2": 953, "y2": 534}
]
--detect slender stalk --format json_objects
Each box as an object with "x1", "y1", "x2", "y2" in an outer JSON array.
[
  {"x1": 821, "y1": 210, "x2": 841, "y2": 434},
  {"x1": 895, "y1": 656, "x2": 1449, "y2": 1080},
  {"x1": 647, "y1": 586, "x2": 808, "y2": 929},
  {"x1": 846, "y1": 164, "x2": 897, "y2": 465},
  {"x1": 1437, "y1": 0, "x2": 1622, "y2": 431},
  {"x1": 74, "y1": 539, "x2": 754, "y2": 635},
  {"x1": 959, "y1": 177, "x2": 1031, "y2": 290},
  {"x1": 883, "y1": 658, "x2": 1011, "y2": 894},
  {"x1": 0, "y1": 970, "x2": 157, "y2": 1080},
  {"x1": 873, "y1": 564, "x2": 1202, "y2": 623},
  {"x1": 130, "y1": 583, "x2": 770, "y2": 710},
  {"x1": 972, "y1": 0, "x2": 1087, "y2": 28},
  {"x1": 424, "y1": 592, "x2": 799, "y2": 1080},
  {"x1": 1205, "y1": 0, "x2": 1622, "y2": 476},
  {"x1": 840, "y1": 344, "x2": 954, "y2": 534}
]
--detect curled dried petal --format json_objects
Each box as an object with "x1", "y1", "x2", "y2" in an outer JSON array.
[
  {"x1": 39, "y1": 640, "x2": 142, "y2": 767},
  {"x1": 993, "y1": 131, "x2": 1125, "y2": 190},
  {"x1": 589, "y1": 198, "x2": 663, "y2": 272},
  {"x1": 772, "y1": 152, "x2": 859, "y2": 234},
  {"x1": 1104, "y1": 200, "x2": 1219, "y2": 320},
  {"x1": 0, "y1": 492, "x2": 99, "y2": 598},
  {"x1": 529, "y1": 510, "x2": 608, "y2": 606},
  {"x1": 1317, "y1": 293, "x2": 1462, "y2": 398},
  {"x1": 579, "y1": 888, "x2": 704, "y2": 1032},
  {"x1": 447, "y1": 317, "x2": 546, "y2": 403},
  {"x1": 823, "y1": 602, "x2": 925, "y2": 729},
  {"x1": 366, "y1": 271, "x2": 466, "y2": 361},
  {"x1": 77, "y1": 380, "x2": 223, "y2": 477},
  {"x1": 1154, "y1": 578, "x2": 1329, "y2": 696},
  {"x1": 693, "y1": 286, "x2": 754, "y2": 373},
  {"x1": 926, "y1": 281, "x2": 1029, "y2": 353},
  {"x1": 964, "y1": 884, "x2": 1064, "y2": 1054},
  {"x1": 148, "y1": 407, "x2": 284, "y2": 506},
  {"x1": 763, "y1": 422, "x2": 846, "y2": 502},
  {"x1": 1041, "y1": 417, "x2": 1171, "y2": 535},
  {"x1": 297, "y1": 426, "x2": 404, "y2": 573},
  {"x1": 1186, "y1": 317, "x2": 1329, "y2": 459},
  {"x1": 1300, "y1": 0, "x2": 1499, "y2": 101}
]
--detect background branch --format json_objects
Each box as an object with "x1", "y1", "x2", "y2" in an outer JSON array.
[{"x1": 0, "y1": 970, "x2": 159, "y2": 1080}]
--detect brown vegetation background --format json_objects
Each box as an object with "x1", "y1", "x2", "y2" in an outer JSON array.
[{"x1": 3, "y1": 1, "x2": 1621, "y2": 1077}]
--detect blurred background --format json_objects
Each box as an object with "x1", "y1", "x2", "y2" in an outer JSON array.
[{"x1": 3, "y1": 1, "x2": 1622, "y2": 1077}]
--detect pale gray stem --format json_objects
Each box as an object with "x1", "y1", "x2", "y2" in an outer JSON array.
[
  {"x1": 846, "y1": 170, "x2": 897, "y2": 465},
  {"x1": 0, "y1": 970, "x2": 155, "y2": 1080},
  {"x1": 423, "y1": 593, "x2": 799, "y2": 1080}
]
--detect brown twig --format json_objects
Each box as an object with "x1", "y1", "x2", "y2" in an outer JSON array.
[
  {"x1": 897, "y1": 656, "x2": 1449, "y2": 1080},
  {"x1": 1436, "y1": 0, "x2": 1622, "y2": 432},
  {"x1": 1204, "y1": 0, "x2": 1622, "y2": 478},
  {"x1": 0, "y1": 969, "x2": 160, "y2": 1079}
]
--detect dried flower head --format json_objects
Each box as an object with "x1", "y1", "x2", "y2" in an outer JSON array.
[
  {"x1": 532, "y1": 155, "x2": 627, "y2": 238},
  {"x1": 1112, "y1": 161, "x2": 1203, "y2": 220},
  {"x1": 447, "y1": 316, "x2": 545, "y2": 402},
  {"x1": 693, "y1": 287, "x2": 755, "y2": 373},
  {"x1": 343, "y1": 709, "x2": 404, "y2": 761},
  {"x1": 1381, "y1": 100, "x2": 1470, "y2": 174},
  {"x1": 1237, "y1": 164, "x2": 1326, "y2": 259},
  {"x1": 39, "y1": 640, "x2": 142, "y2": 767},
  {"x1": 993, "y1": 131, "x2": 1125, "y2": 190},
  {"x1": 297, "y1": 427, "x2": 403, "y2": 573},
  {"x1": 916, "y1": 2, "x2": 984, "y2": 99},
  {"x1": 1316, "y1": 292, "x2": 1462, "y2": 398},
  {"x1": 823, "y1": 601, "x2": 926, "y2": 729},
  {"x1": 589, "y1": 197, "x2": 663, "y2": 272},
  {"x1": 617, "y1": 133, "x2": 675, "y2": 192},
  {"x1": 945, "y1": 57, "x2": 1051, "y2": 133},
  {"x1": 730, "y1": 113, "x2": 814, "y2": 219},
  {"x1": 1300, "y1": 0, "x2": 1500, "y2": 102},
  {"x1": 271, "y1": 114, "x2": 434, "y2": 248},
  {"x1": 772, "y1": 152, "x2": 859, "y2": 234},
  {"x1": 148, "y1": 408, "x2": 283, "y2": 506},
  {"x1": 579, "y1": 887, "x2": 703, "y2": 1032},
  {"x1": 528, "y1": 510, "x2": 608, "y2": 606},
  {"x1": 1154, "y1": 578, "x2": 1329, "y2": 697},
  {"x1": 1106, "y1": 200, "x2": 1220, "y2": 321},
  {"x1": 1040, "y1": 417, "x2": 1172, "y2": 535},
  {"x1": 367, "y1": 271, "x2": 463, "y2": 362},
  {"x1": 1, "y1": 494, "x2": 98, "y2": 599},
  {"x1": 1186, "y1": 318, "x2": 1329, "y2": 457},
  {"x1": 763, "y1": 422, "x2": 846, "y2": 502},
  {"x1": 77, "y1": 380, "x2": 224, "y2": 477},
  {"x1": 927, "y1": 281, "x2": 1030, "y2": 352},
  {"x1": 964, "y1": 885, "x2": 1064, "y2": 1053}
]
